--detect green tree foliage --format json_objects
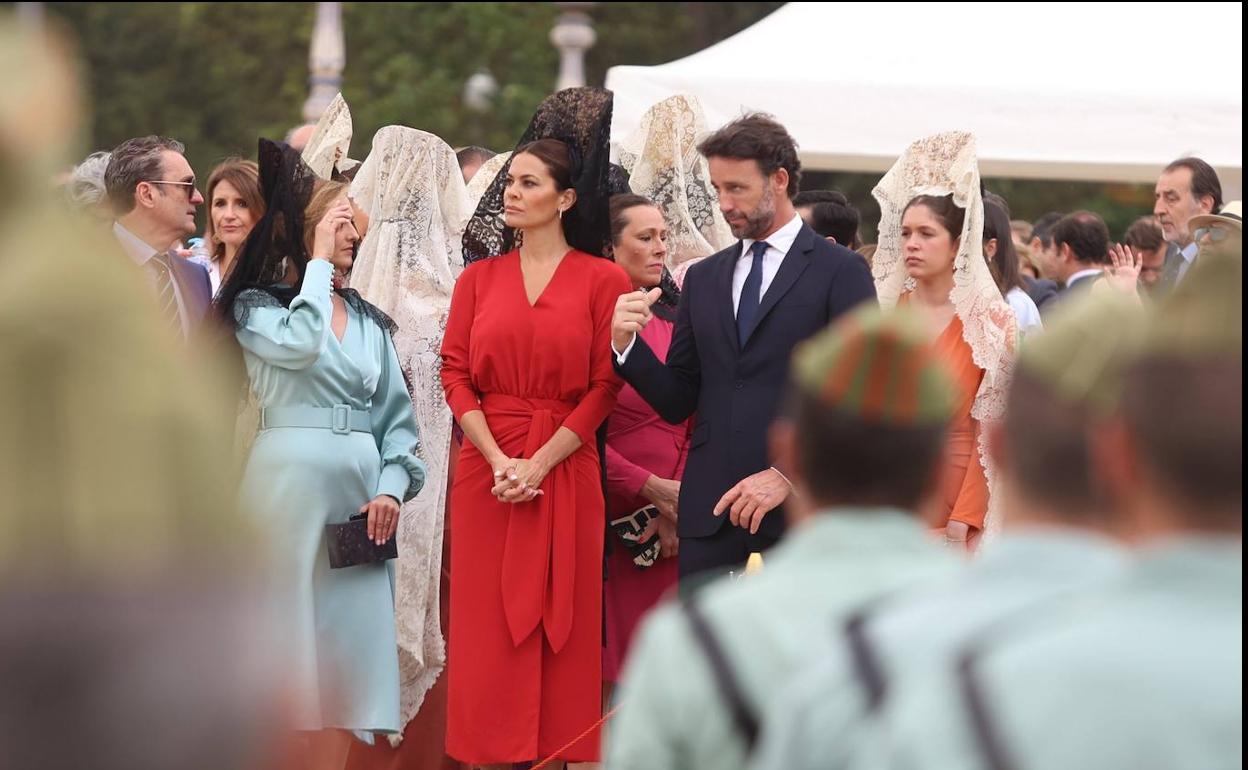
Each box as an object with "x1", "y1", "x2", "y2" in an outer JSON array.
[
  {"x1": 47, "y1": 2, "x2": 1152, "y2": 235},
  {"x1": 47, "y1": 2, "x2": 778, "y2": 182}
]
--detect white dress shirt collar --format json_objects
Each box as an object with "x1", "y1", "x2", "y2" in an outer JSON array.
[
  {"x1": 1066, "y1": 267, "x2": 1103, "y2": 287},
  {"x1": 741, "y1": 212, "x2": 804, "y2": 261},
  {"x1": 113, "y1": 221, "x2": 167, "y2": 267}
]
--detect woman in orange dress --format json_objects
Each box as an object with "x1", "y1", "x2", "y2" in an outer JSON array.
[{"x1": 872, "y1": 132, "x2": 1017, "y2": 549}]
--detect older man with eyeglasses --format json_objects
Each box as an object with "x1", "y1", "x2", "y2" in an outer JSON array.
[
  {"x1": 104, "y1": 135, "x2": 211, "y2": 340},
  {"x1": 1189, "y1": 200, "x2": 1242, "y2": 261}
]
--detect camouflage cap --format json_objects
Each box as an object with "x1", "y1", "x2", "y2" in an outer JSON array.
[
  {"x1": 1016, "y1": 290, "x2": 1147, "y2": 415},
  {"x1": 791, "y1": 304, "x2": 955, "y2": 427}
]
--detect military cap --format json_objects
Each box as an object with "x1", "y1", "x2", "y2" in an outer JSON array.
[{"x1": 792, "y1": 304, "x2": 955, "y2": 427}]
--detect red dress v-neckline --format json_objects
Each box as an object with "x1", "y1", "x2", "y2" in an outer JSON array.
[{"x1": 517, "y1": 249, "x2": 574, "y2": 308}]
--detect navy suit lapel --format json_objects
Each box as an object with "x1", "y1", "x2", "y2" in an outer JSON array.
[
  {"x1": 745, "y1": 226, "x2": 815, "y2": 345},
  {"x1": 715, "y1": 242, "x2": 745, "y2": 354},
  {"x1": 169, "y1": 256, "x2": 211, "y2": 324}
]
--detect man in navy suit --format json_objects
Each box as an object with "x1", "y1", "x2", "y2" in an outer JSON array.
[
  {"x1": 611, "y1": 114, "x2": 877, "y2": 578},
  {"x1": 105, "y1": 135, "x2": 212, "y2": 341},
  {"x1": 1049, "y1": 211, "x2": 1111, "y2": 300}
]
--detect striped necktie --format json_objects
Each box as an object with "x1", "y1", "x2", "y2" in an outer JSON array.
[{"x1": 149, "y1": 253, "x2": 183, "y2": 337}]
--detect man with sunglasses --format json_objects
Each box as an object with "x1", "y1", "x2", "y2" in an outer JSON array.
[
  {"x1": 1188, "y1": 200, "x2": 1242, "y2": 262},
  {"x1": 104, "y1": 135, "x2": 211, "y2": 340}
]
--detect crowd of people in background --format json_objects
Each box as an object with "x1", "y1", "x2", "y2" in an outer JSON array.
[{"x1": 15, "y1": 25, "x2": 1241, "y2": 769}]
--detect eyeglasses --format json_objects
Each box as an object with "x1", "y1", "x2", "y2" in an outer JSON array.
[
  {"x1": 145, "y1": 179, "x2": 198, "y2": 198},
  {"x1": 1193, "y1": 225, "x2": 1236, "y2": 244}
]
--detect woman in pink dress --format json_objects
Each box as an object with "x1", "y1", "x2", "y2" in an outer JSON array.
[{"x1": 602, "y1": 194, "x2": 690, "y2": 685}]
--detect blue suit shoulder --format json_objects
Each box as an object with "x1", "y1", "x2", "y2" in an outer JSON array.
[
  {"x1": 175, "y1": 257, "x2": 211, "y2": 292},
  {"x1": 803, "y1": 227, "x2": 874, "y2": 283}
]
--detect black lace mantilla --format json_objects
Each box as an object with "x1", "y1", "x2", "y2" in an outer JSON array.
[
  {"x1": 463, "y1": 87, "x2": 616, "y2": 264},
  {"x1": 214, "y1": 139, "x2": 397, "y2": 338},
  {"x1": 230, "y1": 285, "x2": 398, "y2": 337}
]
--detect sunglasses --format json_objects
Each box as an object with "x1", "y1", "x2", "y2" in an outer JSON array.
[
  {"x1": 1193, "y1": 225, "x2": 1235, "y2": 244},
  {"x1": 146, "y1": 179, "x2": 198, "y2": 198}
]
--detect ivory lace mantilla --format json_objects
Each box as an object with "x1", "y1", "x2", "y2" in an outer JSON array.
[
  {"x1": 872, "y1": 131, "x2": 1017, "y2": 543},
  {"x1": 349, "y1": 125, "x2": 472, "y2": 730}
]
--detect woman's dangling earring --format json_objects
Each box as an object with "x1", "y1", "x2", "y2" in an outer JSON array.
[{"x1": 557, "y1": 207, "x2": 564, "y2": 222}]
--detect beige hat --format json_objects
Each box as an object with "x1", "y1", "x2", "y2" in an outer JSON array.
[{"x1": 1187, "y1": 199, "x2": 1242, "y2": 233}]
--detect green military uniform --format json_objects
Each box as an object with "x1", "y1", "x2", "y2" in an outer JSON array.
[
  {"x1": 755, "y1": 531, "x2": 1129, "y2": 770},
  {"x1": 848, "y1": 255, "x2": 1243, "y2": 770},
  {"x1": 604, "y1": 306, "x2": 962, "y2": 770},
  {"x1": 0, "y1": 19, "x2": 279, "y2": 767},
  {"x1": 753, "y1": 291, "x2": 1143, "y2": 770}
]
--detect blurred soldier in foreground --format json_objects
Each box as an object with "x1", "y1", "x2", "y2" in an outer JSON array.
[{"x1": 0, "y1": 17, "x2": 289, "y2": 770}]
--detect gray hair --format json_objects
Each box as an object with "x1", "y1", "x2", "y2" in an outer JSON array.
[
  {"x1": 104, "y1": 136, "x2": 186, "y2": 215},
  {"x1": 65, "y1": 151, "x2": 112, "y2": 212}
]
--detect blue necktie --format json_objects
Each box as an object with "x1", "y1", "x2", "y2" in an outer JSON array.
[{"x1": 737, "y1": 241, "x2": 769, "y2": 345}]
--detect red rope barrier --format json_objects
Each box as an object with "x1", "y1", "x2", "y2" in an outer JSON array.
[{"x1": 530, "y1": 705, "x2": 621, "y2": 770}]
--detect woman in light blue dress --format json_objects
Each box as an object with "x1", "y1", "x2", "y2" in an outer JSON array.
[{"x1": 215, "y1": 140, "x2": 425, "y2": 768}]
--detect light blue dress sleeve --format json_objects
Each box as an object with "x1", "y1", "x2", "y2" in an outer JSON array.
[
  {"x1": 371, "y1": 332, "x2": 426, "y2": 503},
  {"x1": 235, "y1": 260, "x2": 334, "y2": 370}
]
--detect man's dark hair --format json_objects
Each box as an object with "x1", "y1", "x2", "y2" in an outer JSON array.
[
  {"x1": 1121, "y1": 356, "x2": 1241, "y2": 523},
  {"x1": 794, "y1": 189, "x2": 847, "y2": 208},
  {"x1": 1123, "y1": 216, "x2": 1165, "y2": 252},
  {"x1": 787, "y1": 390, "x2": 946, "y2": 509},
  {"x1": 1003, "y1": 369, "x2": 1103, "y2": 518},
  {"x1": 455, "y1": 145, "x2": 496, "y2": 171},
  {"x1": 809, "y1": 201, "x2": 861, "y2": 248},
  {"x1": 1164, "y1": 157, "x2": 1223, "y2": 212},
  {"x1": 1051, "y1": 211, "x2": 1110, "y2": 265},
  {"x1": 104, "y1": 136, "x2": 186, "y2": 215},
  {"x1": 697, "y1": 112, "x2": 801, "y2": 198},
  {"x1": 1031, "y1": 211, "x2": 1064, "y2": 248}
]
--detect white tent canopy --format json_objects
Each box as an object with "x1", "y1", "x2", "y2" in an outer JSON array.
[{"x1": 606, "y1": 3, "x2": 1243, "y2": 189}]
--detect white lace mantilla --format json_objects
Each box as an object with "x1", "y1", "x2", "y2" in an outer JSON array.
[
  {"x1": 617, "y1": 95, "x2": 734, "y2": 286},
  {"x1": 302, "y1": 93, "x2": 357, "y2": 180},
  {"x1": 872, "y1": 131, "x2": 1017, "y2": 543},
  {"x1": 465, "y1": 151, "x2": 511, "y2": 210},
  {"x1": 349, "y1": 125, "x2": 473, "y2": 730}
]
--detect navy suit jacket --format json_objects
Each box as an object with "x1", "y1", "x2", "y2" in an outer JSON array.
[
  {"x1": 1061, "y1": 270, "x2": 1103, "y2": 297},
  {"x1": 169, "y1": 256, "x2": 213, "y2": 331},
  {"x1": 616, "y1": 223, "x2": 877, "y2": 540},
  {"x1": 1022, "y1": 274, "x2": 1060, "y2": 313},
  {"x1": 1157, "y1": 241, "x2": 1186, "y2": 296}
]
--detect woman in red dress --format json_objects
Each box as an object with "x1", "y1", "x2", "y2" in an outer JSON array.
[
  {"x1": 441, "y1": 129, "x2": 631, "y2": 766},
  {"x1": 601, "y1": 195, "x2": 688, "y2": 686}
]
